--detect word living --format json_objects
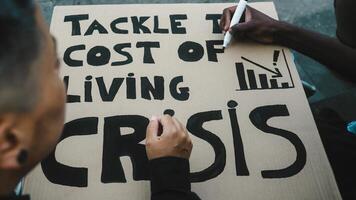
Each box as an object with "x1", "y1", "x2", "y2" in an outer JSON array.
[{"x1": 64, "y1": 74, "x2": 190, "y2": 102}]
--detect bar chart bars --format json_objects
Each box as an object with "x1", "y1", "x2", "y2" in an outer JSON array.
[{"x1": 235, "y1": 50, "x2": 294, "y2": 91}]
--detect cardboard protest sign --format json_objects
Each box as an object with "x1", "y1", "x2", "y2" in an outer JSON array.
[{"x1": 24, "y1": 2, "x2": 341, "y2": 200}]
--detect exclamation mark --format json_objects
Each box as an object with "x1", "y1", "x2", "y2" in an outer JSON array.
[{"x1": 273, "y1": 50, "x2": 280, "y2": 66}]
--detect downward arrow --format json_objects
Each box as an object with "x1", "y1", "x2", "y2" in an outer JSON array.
[{"x1": 241, "y1": 56, "x2": 282, "y2": 78}]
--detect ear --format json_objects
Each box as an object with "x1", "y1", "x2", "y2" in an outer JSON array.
[{"x1": 0, "y1": 114, "x2": 24, "y2": 169}]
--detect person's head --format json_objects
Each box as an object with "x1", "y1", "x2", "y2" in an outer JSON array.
[
  {"x1": 334, "y1": 0, "x2": 356, "y2": 47},
  {"x1": 0, "y1": 0, "x2": 66, "y2": 193}
]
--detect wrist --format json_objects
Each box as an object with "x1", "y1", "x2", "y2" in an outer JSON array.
[
  {"x1": 149, "y1": 157, "x2": 191, "y2": 194},
  {"x1": 272, "y1": 21, "x2": 295, "y2": 46}
]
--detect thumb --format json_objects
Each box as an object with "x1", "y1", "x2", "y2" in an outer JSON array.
[{"x1": 146, "y1": 116, "x2": 159, "y2": 140}]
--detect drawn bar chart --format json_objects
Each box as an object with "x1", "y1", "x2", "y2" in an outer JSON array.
[{"x1": 236, "y1": 49, "x2": 295, "y2": 91}]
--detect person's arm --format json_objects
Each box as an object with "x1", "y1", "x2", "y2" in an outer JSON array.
[
  {"x1": 220, "y1": 6, "x2": 356, "y2": 83},
  {"x1": 146, "y1": 115, "x2": 201, "y2": 200},
  {"x1": 274, "y1": 22, "x2": 356, "y2": 82},
  {"x1": 0, "y1": 194, "x2": 30, "y2": 200},
  {"x1": 149, "y1": 157, "x2": 200, "y2": 200}
]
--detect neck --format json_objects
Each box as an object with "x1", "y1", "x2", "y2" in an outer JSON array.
[{"x1": 0, "y1": 171, "x2": 20, "y2": 196}]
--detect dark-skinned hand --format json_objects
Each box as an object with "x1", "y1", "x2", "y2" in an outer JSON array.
[{"x1": 220, "y1": 5, "x2": 282, "y2": 44}]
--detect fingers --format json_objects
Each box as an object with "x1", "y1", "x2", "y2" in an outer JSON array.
[
  {"x1": 219, "y1": 5, "x2": 256, "y2": 34},
  {"x1": 153, "y1": 115, "x2": 191, "y2": 141},
  {"x1": 245, "y1": 6, "x2": 253, "y2": 22},
  {"x1": 171, "y1": 117, "x2": 190, "y2": 140},
  {"x1": 146, "y1": 116, "x2": 159, "y2": 140},
  {"x1": 220, "y1": 9, "x2": 231, "y2": 33},
  {"x1": 220, "y1": 6, "x2": 236, "y2": 33},
  {"x1": 172, "y1": 117, "x2": 185, "y2": 133},
  {"x1": 146, "y1": 115, "x2": 193, "y2": 160},
  {"x1": 160, "y1": 115, "x2": 188, "y2": 138},
  {"x1": 160, "y1": 115, "x2": 177, "y2": 136}
]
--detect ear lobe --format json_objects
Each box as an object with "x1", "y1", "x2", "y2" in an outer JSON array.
[
  {"x1": 0, "y1": 134, "x2": 23, "y2": 169},
  {"x1": 0, "y1": 148, "x2": 23, "y2": 169},
  {"x1": 0, "y1": 117, "x2": 23, "y2": 170}
]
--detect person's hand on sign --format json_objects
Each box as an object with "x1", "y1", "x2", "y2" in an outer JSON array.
[
  {"x1": 220, "y1": 3, "x2": 356, "y2": 83},
  {"x1": 145, "y1": 115, "x2": 201, "y2": 200},
  {"x1": 220, "y1": 5, "x2": 280, "y2": 44},
  {"x1": 146, "y1": 115, "x2": 192, "y2": 160}
]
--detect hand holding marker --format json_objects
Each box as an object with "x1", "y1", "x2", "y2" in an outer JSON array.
[{"x1": 223, "y1": 0, "x2": 248, "y2": 48}]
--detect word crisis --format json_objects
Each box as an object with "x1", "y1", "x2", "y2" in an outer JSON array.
[{"x1": 41, "y1": 102, "x2": 307, "y2": 187}]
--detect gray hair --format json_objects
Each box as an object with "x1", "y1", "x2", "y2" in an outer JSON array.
[{"x1": 0, "y1": 0, "x2": 41, "y2": 114}]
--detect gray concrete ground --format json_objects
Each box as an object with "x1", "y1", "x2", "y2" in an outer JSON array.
[{"x1": 38, "y1": 0, "x2": 355, "y2": 103}]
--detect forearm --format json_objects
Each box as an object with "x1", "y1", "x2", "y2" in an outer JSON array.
[{"x1": 274, "y1": 22, "x2": 356, "y2": 82}]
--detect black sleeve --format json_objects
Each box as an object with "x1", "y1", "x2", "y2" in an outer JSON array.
[
  {"x1": 0, "y1": 194, "x2": 30, "y2": 200},
  {"x1": 149, "y1": 157, "x2": 201, "y2": 200}
]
